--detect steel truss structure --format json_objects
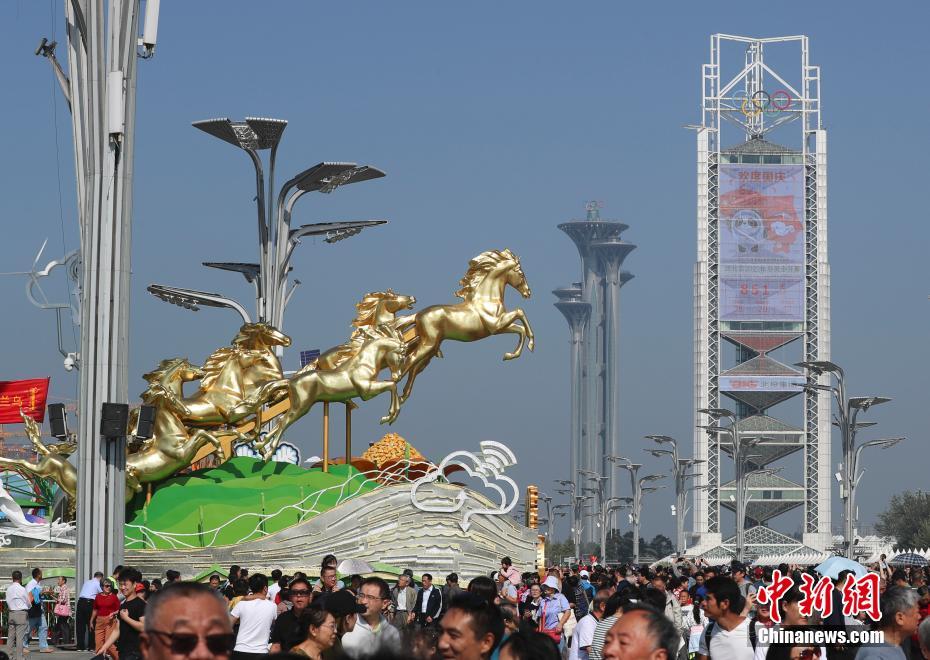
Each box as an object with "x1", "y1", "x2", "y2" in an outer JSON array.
[{"x1": 692, "y1": 35, "x2": 832, "y2": 557}]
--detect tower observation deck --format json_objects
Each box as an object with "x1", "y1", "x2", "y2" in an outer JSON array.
[{"x1": 691, "y1": 35, "x2": 832, "y2": 559}]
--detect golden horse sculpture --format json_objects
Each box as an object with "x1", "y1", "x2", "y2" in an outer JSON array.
[
  {"x1": 238, "y1": 249, "x2": 533, "y2": 459},
  {"x1": 170, "y1": 323, "x2": 291, "y2": 428},
  {"x1": 0, "y1": 410, "x2": 78, "y2": 505},
  {"x1": 245, "y1": 331, "x2": 408, "y2": 460},
  {"x1": 124, "y1": 358, "x2": 242, "y2": 501},
  {"x1": 399, "y1": 248, "x2": 534, "y2": 403},
  {"x1": 308, "y1": 290, "x2": 416, "y2": 372}
]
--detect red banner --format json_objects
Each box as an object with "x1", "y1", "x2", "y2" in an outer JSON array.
[{"x1": 0, "y1": 378, "x2": 51, "y2": 423}]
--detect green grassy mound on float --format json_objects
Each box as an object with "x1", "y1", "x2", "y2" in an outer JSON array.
[{"x1": 125, "y1": 457, "x2": 378, "y2": 550}]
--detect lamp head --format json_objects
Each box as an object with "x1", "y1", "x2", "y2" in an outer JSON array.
[
  {"x1": 698, "y1": 407, "x2": 735, "y2": 420},
  {"x1": 848, "y1": 396, "x2": 892, "y2": 411}
]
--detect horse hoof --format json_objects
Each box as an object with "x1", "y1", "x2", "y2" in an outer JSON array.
[
  {"x1": 528, "y1": 339, "x2": 535, "y2": 352},
  {"x1": 503, "y1": 352, "x2": 517, "y2": 361}
]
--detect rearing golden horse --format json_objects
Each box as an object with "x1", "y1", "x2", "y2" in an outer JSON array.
[
  {"x1": 307, "y1": 289, "x2": 416, "y2": 372},
  {"x1": 0, "y1": 410, "x2": 77, "y2": 502},
  {"x1": 166, "y1": 323, "x2": 291, "y2": 428},
  {"x1": 250, "y1": 332, "x2": 408, "y2": 460},
  {"x1": 125, "y1": 358, "x2": 238, "y2": 500},
  {"x1": 400, "y1": 248, "x2": 534, "y2": 403}
]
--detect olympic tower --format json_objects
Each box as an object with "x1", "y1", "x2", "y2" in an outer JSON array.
[
  {"x1": 556, "y1": 203, "x2": 635, "y2": 544},
  {"x1": 691, "y1": 35, "x2": 832, "y2": 557}
]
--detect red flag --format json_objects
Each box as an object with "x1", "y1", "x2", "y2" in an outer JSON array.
[{"x1": 0, "y1": 378, "x2": 51, "y2": 423}]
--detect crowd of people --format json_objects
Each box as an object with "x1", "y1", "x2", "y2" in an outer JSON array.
[{"x1": 5, "y1": 554, "x2": 930, "y2": 660}]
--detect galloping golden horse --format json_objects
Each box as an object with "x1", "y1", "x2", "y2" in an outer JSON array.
[
  {"x1": 0, "y1": 410, "x2": 77, "y2": 502},
  {"x1": 166, "y1": 323, "x2": 291, "y2": 428},
  {"x1": 125, "y1": 358, "x2": 237, "y2": 500},
  {"x1": 250, "y1": 332, "x2": 408, "y2": 460},
  {"x1": 306, "y1": 289, "x2": 416, "y2": 372},
  {"x1": 400, "y1": 248, "x2": 534, "y2": 403}
]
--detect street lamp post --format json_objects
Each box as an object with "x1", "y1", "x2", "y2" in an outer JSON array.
[
  {"x1": 609, "y1": 457, "x2": 665, "y2": 564},
  {"x1": 579, "y1": 469, "x2": 611, "y2": 562},
  {"x1": 795, "y1": 361, "x2": 904, "y2": 557},
  {"x1": 596, "y1": 496, "x2": 632, "y2": 563},
  {"x1": 190, "y1": 118, "x2": 386, "y2": 330},
  {"x1": 698, "y1": 408, "x2": 767, "y2": 563},
  {"x1": 539, "y1": 493, "x2": 554, "y2": 542},
  {"x1": 645, "y1": 435, "x2": 705, "y2": 556},
  {"x1": 556, "y1": 479, "x2": 591, "y2": 561}
]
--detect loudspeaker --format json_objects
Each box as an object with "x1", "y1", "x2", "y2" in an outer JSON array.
[
  {"x1": 135, "y1": 405, "x2": 156, "y2": 439},
  {"x1": 48, "y1": 403, "x2": 68, "y2": 439},
  {"x1": 100, "y1": 402, "x2": 129, "y2": 438}
]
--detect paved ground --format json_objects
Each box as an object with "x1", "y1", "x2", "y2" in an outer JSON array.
[{"x1": 2, "y1": 647, "x2": 96, "y2": 660}]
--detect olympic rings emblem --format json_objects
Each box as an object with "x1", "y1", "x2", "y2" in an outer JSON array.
[{"x1": 732, "y1": 89, "x2": 794, "y2": 117}]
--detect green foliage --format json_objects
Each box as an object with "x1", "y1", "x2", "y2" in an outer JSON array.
[
  {"x1": 124, "y1": 457, "x2": 378, "y2": 549},
  {"x1": 876, "y1": 490, "x2": 930, "y2": 548}
]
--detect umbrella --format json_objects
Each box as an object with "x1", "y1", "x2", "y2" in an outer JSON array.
[
  {"x1": 889, "y1": 553, "x2": 929, "y2": 567},
  {"x1": 814, "y1": 556, "x2": 868, "y2": 579},
  {"x1": 337, "y1": 558, "x2": 374, "y2": 575}
]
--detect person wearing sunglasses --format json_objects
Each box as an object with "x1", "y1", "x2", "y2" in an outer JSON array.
[
  {"x1": 140, "y1": 583, "x2": 234, "y2": 660},
  {"x1": 269, "y1": 578, "x2": 314, "y2": 654}
]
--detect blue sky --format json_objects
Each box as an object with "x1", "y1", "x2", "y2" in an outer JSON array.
[{"x1": 1, "y1": 0, "x2": 928, "y2": 545}]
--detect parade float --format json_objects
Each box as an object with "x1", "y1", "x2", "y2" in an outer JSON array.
[{"x1": 0, "y1": 249, "x2": 541, "y2": 578}]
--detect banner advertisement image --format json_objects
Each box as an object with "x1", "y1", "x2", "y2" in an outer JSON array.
[
  {"x1": 0, "y1": 378, "x2": 51, "y2": 423},
  {"x1": 718, "y1": 163, "x2": 805, "y2": 321},
  {"x1": 719, "y1": 375, "x2": 804, "y2": 392}
]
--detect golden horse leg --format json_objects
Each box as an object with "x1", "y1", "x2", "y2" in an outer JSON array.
[
  {"x1": 256, "y1": 385, "x2": 314, "y2": 460},
  {"x1": 399, "y1": 350, "x2": 437, "y2": 405},
  {"x1": 189, "y1": 429, "x2": 231, "y2": 463}
]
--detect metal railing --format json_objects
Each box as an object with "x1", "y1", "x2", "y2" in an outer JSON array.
[{"x1": 0, "y1": 595, "x2": 75, "y2": 645}]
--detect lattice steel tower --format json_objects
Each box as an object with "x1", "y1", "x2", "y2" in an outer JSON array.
[
  {"x1": 691, "y1": 35, "x2": 832, "y2": 557},
  {"x1": 557, "y1": 203, "x2": 635, "y2": 544}
]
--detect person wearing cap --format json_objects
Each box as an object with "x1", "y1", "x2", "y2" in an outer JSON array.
[
  {"x1": 731, "y1": 564, "x2": 756, "y2": 614},
  {"x1": 538, "y1": 576, "x2": 571, "y2": 649},
  {"x1": 270, "y1": 577, "x2": 313, "y2": 654},
  {"x1": 579, "y1": 570, "x2": 595, "y2": 602},
  {"x1": 321, "y1": 589, "x2": 366, "y2": 659}
]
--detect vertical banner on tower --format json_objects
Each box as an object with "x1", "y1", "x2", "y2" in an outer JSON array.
[
  {"x1": 718, "y1": 164, "x2": 805, "y2": 321},
  {"x1": 0, "y1": 378, "x2": 51, "y2": 423}
]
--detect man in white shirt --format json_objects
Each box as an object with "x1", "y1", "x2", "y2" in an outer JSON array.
[
  {"x1": 75, "y1": 572, "x2": 104, "y2": 651},
  {"x1": 412, "y1": 574, "x2": 442, "y2": 628},
  {"x1": 342, "y1": 577, "x2": 401, "y2": 658},
  {"x1": 6, "y1": 571, "x2": 30, "y2": 660},
  {"x1": 572, "y1": 589, "x2": 609, "y2": 660},
  {"x1": 230, "y1": 574, "x2": 277, "y2": 659},
  {"x1": 267, "y1": 570, "x2": 282, "y2": 602},
  {"x1": 697, "y1": 576, "x2": 755, "y2": 660}
]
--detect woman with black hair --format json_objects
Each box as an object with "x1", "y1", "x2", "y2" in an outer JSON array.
[
  {"x1": 290, "y1": 606, "x2": 336, "y2": 660},
  {"x1": 498, "y1": 630, "x2": 560, "y2": 660}
]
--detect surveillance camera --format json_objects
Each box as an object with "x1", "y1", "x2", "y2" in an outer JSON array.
[{"x1": 63, "y1": 352, "x2": 78, "y2": 371}]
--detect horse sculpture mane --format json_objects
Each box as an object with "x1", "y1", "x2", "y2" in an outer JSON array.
[
  {"x1": 199, "y1": 347, "x2": 238, "y2": 390},
  {"x1": 352, "y1": 289, "x2": 398, "y2": 329},
  {"x1": 142, "y1": 357, "x2": 188, "y2": 384},
  {"x1": 454, "y1": 249, "x2": 516, "y2": 299},
  {"x1": 199, "y1": 323, "x2": 285, "y2": 389}
]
